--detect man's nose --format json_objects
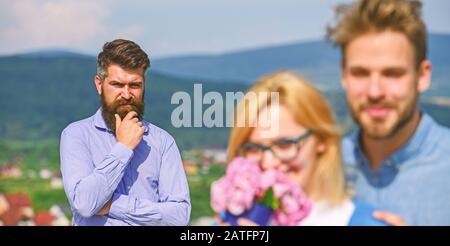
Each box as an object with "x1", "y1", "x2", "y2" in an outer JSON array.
[
  {"x1": 368, "y1": 74, "x2": 385, "y2": 100},
  {"x1": 120, "y1": 87, "x2": 132, "y2": 100}
]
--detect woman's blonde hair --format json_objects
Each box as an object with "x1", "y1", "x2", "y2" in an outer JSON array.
[{"x1": 227, "y1": 71, "x2": 348, "y2": 204}]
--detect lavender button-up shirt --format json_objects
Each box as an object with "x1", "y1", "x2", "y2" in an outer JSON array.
[{"x1": 60, "y1": 108, "x2": 191, "y2": 225}]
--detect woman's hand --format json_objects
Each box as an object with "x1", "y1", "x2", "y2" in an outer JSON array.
[
  {"x1": 214, "y1": 214, "x2": 260, "y2": 226},
  {"x1": 237, "y1": 218, "x2": 260, "y2": 226},
  {"x1": 214, "y1": 214, "x2": 230, "y2": 226}
]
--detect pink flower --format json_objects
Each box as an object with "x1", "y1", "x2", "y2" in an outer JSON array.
[
  {"x1": 210, "y1": 157, "x2": 312, "y2": 225},
  {"x1": 272, "y1": 180, "x2": 312, "y2": 226},
  {"x1": 260, "y1": 169, "x2": 278, "y2": 191},
  {"x1": 210, "y1": 178, "x2": 231, "y2": 212},
  {"x1": 210, "y1": 157, "x2": 261, "y2": 215},
  {"x1": 227, "y1": 188, "x2": 253, "y2": 215}
]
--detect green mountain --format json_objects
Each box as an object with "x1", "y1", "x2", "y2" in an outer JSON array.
[
  {"x1": 0, "y1": 55, "x2": 247, "y2": 150},
  {"x1": 153, "y1": 34, "x2": 450, "y2": 97},
  {"x1": 1, "y1": 38, "x2": 450, "y2": 151}
]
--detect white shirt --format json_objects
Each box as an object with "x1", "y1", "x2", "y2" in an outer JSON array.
[{"x1": 298, "y1": 199, "x2": 355, "y2": 226}]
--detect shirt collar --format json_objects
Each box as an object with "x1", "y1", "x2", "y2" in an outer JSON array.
[
  {"x1": 351, "y1": 112, "x2": 435, "y2": 168},
  {"x1": 93, "y1": 108, "x2": 108, "y2": 130},
  {"x1": 93, "y1": 107, "x2": 150, "y2": 134}
]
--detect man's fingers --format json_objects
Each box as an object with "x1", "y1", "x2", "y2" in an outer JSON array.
[
  {"x1": 138, "y1": 122, "x2": 146, "y2": 130},
  {"x1": 96, "y1": 198, "x2": 113, "y2": 216},
  {"x1": 114, "y1": 114, "x2": 121, "y2": 132},
  {"x1": 124, "y1": 111, "x2": 137, "y2": 120},
  {"x1": 373, "y1": 211, "x2": 407, "y2": 226}
]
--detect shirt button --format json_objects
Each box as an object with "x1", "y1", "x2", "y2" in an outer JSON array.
[{"x1": 386, "y1": 160, "x2": 393, "y2": 166}]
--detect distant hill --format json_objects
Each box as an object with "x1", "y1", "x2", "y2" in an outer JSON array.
[
  {"x1": 14, "y1": 49, "x2": 92, "y2": 59},
  {"x1": 0, "y1": 55, "x2": 247, "y2": 149},
  {"x1": 152, "y1": 33, "x2": 450, "y2": 97},
  {"x1": 1, "y1": 37, "x2": 450, "y2": 149}
]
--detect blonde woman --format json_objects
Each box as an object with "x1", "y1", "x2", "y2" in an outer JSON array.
[{"x1": 221, "y1": 71, "x2": 385, "y2": 225}]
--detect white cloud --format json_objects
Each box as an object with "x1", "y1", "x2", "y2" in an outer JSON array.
[
  {"x1": 0, "y1": 0, "x2": 448, "y2": 57},
  {"x1": 0, "y1": 0, "x2": 110, "y2": 54},
  {"x1": 111, "y1": 24, "x2": 145, "y2": 41}
]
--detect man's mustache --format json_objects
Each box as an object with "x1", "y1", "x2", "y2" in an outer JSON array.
[
  {"x1": 359, "y1": 101, "x2": 397, "y2": 111},
  {"x1": 114, "y1": 98, "x2": 140, "y2": 107}
]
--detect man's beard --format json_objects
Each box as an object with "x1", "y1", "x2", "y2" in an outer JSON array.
[
  {"x1": 349, "y1": 92, "x2": 417, "y2": 140},
  {"x1": 101, "y1": 89, "x2": 145, "y2": 133}
]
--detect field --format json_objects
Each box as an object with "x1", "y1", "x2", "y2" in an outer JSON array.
[
  {"x1": 0, "y1": 177, "x2": 68, "y2": 215},
  {"x1": 0, "y1": 140, "x2": 225, "y2": 223},
  {"x1": 187, "y1": 164, "x2": 225, "y2": 221}
]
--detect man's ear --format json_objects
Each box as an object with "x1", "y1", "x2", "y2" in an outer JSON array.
[
  {"x1": 94, "y1": 75, "x2": 103, "y2": 95},
  {"x1": 417, "y1": 60, "x2": 432, "y2": 93}
]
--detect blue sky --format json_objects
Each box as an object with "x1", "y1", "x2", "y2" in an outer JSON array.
[{"x1": 0, "y1": 0, "x2": 449, "y2": 58}]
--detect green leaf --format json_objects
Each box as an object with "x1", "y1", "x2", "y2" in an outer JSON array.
[{"x1": 259, "y1": 187, "x2": 279, "y2": 210}]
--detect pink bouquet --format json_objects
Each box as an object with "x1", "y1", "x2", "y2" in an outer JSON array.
[{"x1": 211, "y1": 157, "x2": 312, "y2": 226}]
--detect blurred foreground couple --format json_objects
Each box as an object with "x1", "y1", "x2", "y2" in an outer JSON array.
[{"x1": 60, "y1": 0, "x2": 450, "y2": 226}]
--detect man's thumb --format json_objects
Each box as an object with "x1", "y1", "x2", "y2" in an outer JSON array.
[{"x1": 115, "y1": 114, "x2": 121, "y2": 132}]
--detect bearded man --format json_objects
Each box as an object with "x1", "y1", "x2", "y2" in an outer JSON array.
[{"x1": 60, "y1": 39, "x2": 190, "y2": 226}]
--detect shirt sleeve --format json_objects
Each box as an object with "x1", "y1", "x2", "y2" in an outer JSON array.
[
  {"x1": 107, "y1": 136, "x2": 191, "y2": 225},
  {"x1": 60, "y1": 126, "x2": 134, "y2": 218}
]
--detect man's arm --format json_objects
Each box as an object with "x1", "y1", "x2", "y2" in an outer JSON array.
[
  {"x1": 60, "y1": 129, "x2": 133, "y2": 217},
  {"x1": 96, "y1": 198, "x2": 113, "y2": 216},
  {"x1": 105, "y1": 136, "x2": 191, "y2": 225},
  {"x1": 60, "y1": 111, "x2": 144, "y2": 218}
]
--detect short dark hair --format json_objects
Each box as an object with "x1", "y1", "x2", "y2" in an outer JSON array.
[{"x1": 97, "y1": 39, "x2": 150, "y2": 80}]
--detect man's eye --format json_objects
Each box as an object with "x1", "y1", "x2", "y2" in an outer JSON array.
[
  {"x1": 384, "y1": 70, "x2": 404, "y2": 78},
  {"x1": 351, "y1": 70, "x2": 369, "y2": 77},
  {"x1": 130, "y1": 84, "x2": 142, "y2": 89}
]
